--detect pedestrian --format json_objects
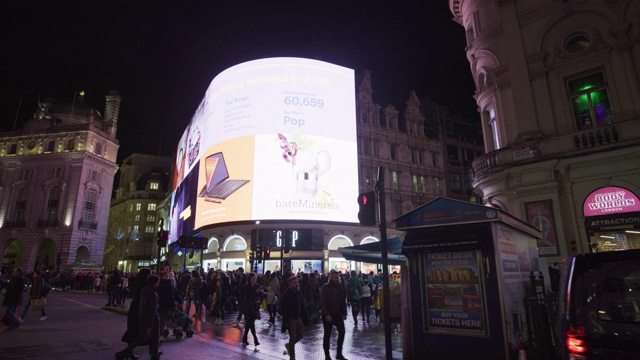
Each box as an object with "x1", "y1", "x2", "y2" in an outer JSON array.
[
  {"x1": 119, "y1": 268, "x2": 151, "y2": 360},
  {"x1": 213, "y1": 272, "x2": 229, "y2": 325},
  {"x1": 178, "y1": 271, "x2": 191, "y2": 300},
  {"x1": 266, "y1": 271, "x2": 279, "y2": 324},
  {"x1": 20, "y1": 270, "x2": 51, "y2": 321},
  {"x1": 2, "y1": 267, "x2": 26, "y2": 331},
  {"x1": 241, "y1": 272, "x2": 263, "y2": 347},
  {"x1": 158, "y1": 271, "x2": 182, "y2": 339},
  {"x1": 320, "y1": 270, "x2": 348, "y2": 360},
  {"x1": 234, "y1": 267, "x2": 246, "y2": 326},
  {"x1": 116, "y1": 274, "x2": 162, "y2": 360},
  {"x1": 346, "y1": 270, "x2": 362, "y2": 326},
  {"x1": 186, "y1": 270, "x2": 202, "y2": 318},
  {"x1": 360, "y1": 275, "x2": 373, "y2": 323},
  {"x1": 107, "y1": 266, "x2": 123, "y2": 307},
  {"x1": 280, "y1": 275, "x2": 308, "y2": 360},
  {"x1": 93, "y1": 274, "x2": 101, "y2": 293}
]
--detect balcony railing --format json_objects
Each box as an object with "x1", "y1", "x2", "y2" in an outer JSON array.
[
  {"x1": 78, "y1": 219, "x2": 98, "y2": 230},
  {"x1": 4, "y1": 221, "x2": 26, "y2": 228},
  {"x1": 472, "y1": 119, "x2": 640, "y2": 181},
  {"x1": 37, "y1": 219, "x2": 60, "y2": 228}
]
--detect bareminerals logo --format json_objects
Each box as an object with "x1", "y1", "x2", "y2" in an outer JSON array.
[{"x1": 275, "y1": 199, "x2": 340, "y2": 210}]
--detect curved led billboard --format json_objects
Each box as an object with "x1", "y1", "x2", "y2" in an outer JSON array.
[{"x1": 169, "y1": 58, "x2": 359, "y2": 243}]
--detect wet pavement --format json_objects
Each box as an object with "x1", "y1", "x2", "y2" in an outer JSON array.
[{"x1": 106, "y1": 302, "x2": 404, "y2": 360}]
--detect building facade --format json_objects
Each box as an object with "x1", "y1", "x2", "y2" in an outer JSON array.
[
  {"x1": 103, "y1": 153, "x2": 172, "y2": 272},
  {"x1": 450, "y1": 0, "x2": 640, "y2": 259},
  {"x1": 167, "y1": 71, "x2": 481, "y2": 274},
  {"x1": 0, "y1": 92, "x2": 120, "y2": 273}
]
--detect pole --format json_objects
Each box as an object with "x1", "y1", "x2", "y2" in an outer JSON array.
[{"x1": 377, "y1": 166, "x2": 393, "y2": 360}]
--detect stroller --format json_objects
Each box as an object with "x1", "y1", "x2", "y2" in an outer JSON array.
[{"x1": 163, "y1": 307, "x2": 194, "y2": 339}]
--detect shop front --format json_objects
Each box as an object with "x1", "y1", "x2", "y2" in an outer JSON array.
[{"x1": 583, "y1": 186, "x2": 640, "y2": 252}]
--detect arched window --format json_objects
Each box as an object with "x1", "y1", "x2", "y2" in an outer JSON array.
[
  {"x1": 47, "y1": 186, "x2": 62, "y2": 223},
  {"x1": 205, "y1": 238, "x2": 219, "y2": 254},
  {"x1": 223, "y1": 235, "x2": 247, "y2": 251},
  {"x1": 328, "y1": 235, "x2": 353, "y2": 250},
  {"x1": 360, "y1": 236, "x2": 379, "y2": 245}
]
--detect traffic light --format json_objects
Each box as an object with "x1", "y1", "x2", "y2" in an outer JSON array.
[
  {"x1": 264, "y1": 248, "x2": 271, "y2": 259},
  {"x1": 256, "y1": 244, "x2": 263, "y2": 262},
  {"x1": 357, "y1": 191, "x2": 376, "y2": 225},
  {"x1": 249, "y1": 251, "x2": 255, "y2": 263},
  {"x1": 157, "y1": 230, "x2": 168, "y2": 247}
]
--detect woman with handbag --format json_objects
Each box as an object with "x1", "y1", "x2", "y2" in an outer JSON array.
[
  {"x1": 20, "y1": 270, "x2": 49, "y2": 321},
  {"x1": 241, "y1": 272, "x2": 263, "y2": 347}
]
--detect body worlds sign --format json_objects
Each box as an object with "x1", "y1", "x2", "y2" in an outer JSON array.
[{"x1": 583, "y1": 186, "x2": 640, "y2": 217}]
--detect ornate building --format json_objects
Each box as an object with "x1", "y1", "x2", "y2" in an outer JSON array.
[
  {"x1": 0, "y1": 92, "x2": 120, "y2": 273},
  {"x1": 450, "y1": 0, "x2": 640, "y2": 258},
  {"x1": 103, "y1": 153, "x2": 172, "y2": 272}
]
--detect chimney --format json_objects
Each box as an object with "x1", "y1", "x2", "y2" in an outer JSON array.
[{"x1": 104, "y1": 90, "x2": 122, "y2": 138}]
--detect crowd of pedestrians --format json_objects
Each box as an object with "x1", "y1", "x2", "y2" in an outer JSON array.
[{"x1": 2, "y1": 264, "x2": 392, "y2": 360}]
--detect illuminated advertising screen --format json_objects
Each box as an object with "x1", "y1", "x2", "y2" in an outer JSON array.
[{"x1": 169, "y1": 58, "x2": 359, "y2": 243}]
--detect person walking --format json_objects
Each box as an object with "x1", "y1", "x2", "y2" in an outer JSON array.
[
  {"x1": 185, "y1": 270, "x2": 202, "y2": 318},
  {"x1": 280, "y1": 276, "x2": 308, "y2": 360},
  {"x1": 359, "y1": 275, "x2": 373, "y2": 323},
  {"x1": 241, "y1": 272, "x2": 263, "y2": 347},
  {"x1": 320, "y1": 270, "x2": 348, "y2": 360},
  {"x1": 265, "y1": 271, "x2": 279, "y2": 324},
  {"x1": 234, "y1": 267, "x2": 246, "y2": 326},
  {"x1": 345, "y1": 270, "x2": 362, "y2": 326},
  {"x1": 2, "y1": 267, "x2": 26, "y2": 331},
  {"x1": 157, "y1": 271, "x2": 182, "y2": 339},
  {"x1": 213, "y1": 272, "x2": 230, "y2": 325},
  {"x1": 20, "y1": 270, "x2": 51, "y2": 321},
  {"x1": 118, "y1": 268, "x2": 151, "y2": 360},
  {"x1": 116, "y1": 274, "x2": 162, "y2": 360}
]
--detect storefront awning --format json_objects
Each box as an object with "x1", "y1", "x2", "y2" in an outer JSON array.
[{"x1": 338, "y1": 236, "x2": 406, "y2": 266}]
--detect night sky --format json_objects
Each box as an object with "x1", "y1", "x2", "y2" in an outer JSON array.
[{"x1": 0, "y1": 0, "x2": 476, "y2": 163}]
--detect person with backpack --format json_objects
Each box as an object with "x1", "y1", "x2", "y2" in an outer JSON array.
[
  {"x1": 359, "y1": 275, "x2": 373, "y2": 323},
  {"x1": 345, "y1": 270, "x2": 362, "y2": 326}
]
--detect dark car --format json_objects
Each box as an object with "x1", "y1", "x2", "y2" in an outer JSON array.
[{"x1": 556, "y1": 249, "x2": 640, "y2": 359}]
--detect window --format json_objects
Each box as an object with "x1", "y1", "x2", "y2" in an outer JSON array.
[
  {"x1": 135, "y1": 203, "x2": 142, "y2": 211},
  {"x1": 133, "y1": 225, "x2": 139, "y2": 232},
  {"x1": 14, "y1": 188, "x2": 28, "y2": 223},
  {"x1": 83, "y1": 189, "x2": 97, "y2": 222},
  {"x1": 390, "y1": 145, "x2": 397, "y2": 160},
  {"x1": 149, "y1": 182, "x2": 159, "y2": 190},
  {"x1": 392, "y1": 200, "x2": 402, "y2": 218},
  {"x1": 46, "y1": 186, "x2": 62, "y2": 222},
  {"x1": 8, "y1": 144, "x2": 17, "y2": 155},
  {"x1": 95, "y1": 142, "x2": 103, "y2": 156},
  {"x1": 46, "y1": 140, "x2": 55, "y2": 152},
  {"x1": 372, "y1": 141, "x2": 379, "y2": 156},
  {"x1": 145, "y1": 225, "x2": 155, "y2": 234},
  {"x1": 420, "y1": 176, "x2": 427, "y2": 193},
  {"x1": 89, "y1": 170, "x2": 99, "y2": 182},
  {"x1": 146, "y1": 214, "x2": 156, "y2": 222},
  {"x1": 380, "y1": 113, "x2": 387, "y2": 128},
  {"x1": 391, "y1": 171, "x2": 399, "y2": 191},
  {"x1": 129, "y1": 204, "x2": 134, "y2": 212},
  {"x1": 54, "y1": 167, "x2": 64, "y2": 178},
  {"x1": 565, "y1": 33, "x2": 590, "y2": 53},
  {"x1": 147, "y1": 203, "x2": 156, "y2": 211},
  {"x1": 432, "y1": 153, "x2": 438, "y2": 167},
  {"x1": 450, "y1": 173, "x2": 462, "y2": 190},
  {"x1": 567, "y1": 71, "x2": 614, "y2": 130},
  {"x1": 66, "y1": 139, "x2": 75, "y2": 151},
  {"x1": 489, "y1": 107, "x2": 501, "y2": 149},
  {"x1": 22, "y1": 169, "x2": 32, "y2": 180},
  {"x1": 362, "y1": 166, "x2": 373, "y2": 185},
  {"x1": 412, "y1": 175, "x2": 418, "y2": 192},
  {"x1": 134, "y1": 214, "x2": 141, "y2": 222},
  {"x1": 362, "y1": 138, "x2": 371, "y2": 155}
]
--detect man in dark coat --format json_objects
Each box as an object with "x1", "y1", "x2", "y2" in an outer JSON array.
[
  {"x1": 320, "y1": 270, "x2": 348, "y2": 360},
  {"x1": 117, "y1": 274, "x2": 161, "y2": 360},
  {"x1": 107, "y1": 266, "x2": 123, "y2": 306},
  {"x1": 280, "y1": 276, "x2": 308, "y2": 360},
  {"x1": 3, "y1": 267, "x2": 26, "y2": 331}
]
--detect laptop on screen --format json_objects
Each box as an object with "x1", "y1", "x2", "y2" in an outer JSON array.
[{"x1": 198, "y1": 152, "x2": 249, "y2": 200}]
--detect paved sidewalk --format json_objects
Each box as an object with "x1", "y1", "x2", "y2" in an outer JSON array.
[{"x1": 104, "y1": 304, "x2": 403, "y2": 360}]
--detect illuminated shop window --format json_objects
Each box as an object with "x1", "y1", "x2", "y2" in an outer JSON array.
[{"x1": 567, "y1": 71, "x2": 614, "y2": 130}]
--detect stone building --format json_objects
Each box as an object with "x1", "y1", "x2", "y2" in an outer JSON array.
[
  {"x1": 103, "y1": 153, "x2": 172, "y2": 272},
  {"x1": 450, "y1": 0, "x2": 640, "y2": 258},
  {"x1": 0, "y1": 92, "x2": 120, "y2": 273}
]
